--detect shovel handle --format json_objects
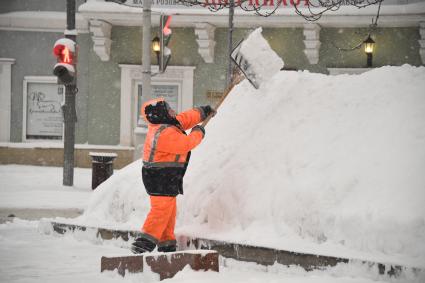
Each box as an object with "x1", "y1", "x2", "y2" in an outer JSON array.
[{"x1": 201, "y1": 74, "x2": 245, "y2": 127}]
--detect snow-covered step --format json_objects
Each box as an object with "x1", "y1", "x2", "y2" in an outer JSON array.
[{"x1": 100, "y1": 250, "x2": 219, "y2": 279}]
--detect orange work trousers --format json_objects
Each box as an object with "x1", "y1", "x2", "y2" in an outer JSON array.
[{"x1": 142, "y1": 196, "x2": 177, "y2": 244}]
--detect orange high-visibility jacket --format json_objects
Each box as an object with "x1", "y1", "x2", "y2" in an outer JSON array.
[{"x1": 141, "y1": 98, "x2": 205, "y2": 196}]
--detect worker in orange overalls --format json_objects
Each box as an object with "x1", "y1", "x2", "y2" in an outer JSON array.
[{"x1": 131, "y1": 97, "x2": 215, "y2": 254}]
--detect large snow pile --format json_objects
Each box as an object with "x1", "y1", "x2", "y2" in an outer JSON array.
[
  {"x1": 75, "y1": 64, "x2": 425, "y2": 267},
  {"x1": 181, "y1": 65, "x2": 425, "y2": 266}
]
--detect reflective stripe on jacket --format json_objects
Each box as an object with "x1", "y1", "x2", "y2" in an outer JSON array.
[{"x1": 141, "y1": 99, "x2": 205, "y2": 196}]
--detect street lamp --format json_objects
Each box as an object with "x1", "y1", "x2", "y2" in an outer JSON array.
[
  {"x1": 364, "y1": 35, "x2": 375, "y2": 68},
  {"x1": 152, "y1": 36, "x2": 160, "y2": 65}
]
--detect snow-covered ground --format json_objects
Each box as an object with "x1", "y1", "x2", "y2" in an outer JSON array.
[
  {"x1": 0, "y1": 168, "x2": 407, "y2": 282},
  {"x1": 0, "y1": 217, "x2": 419, "y2": 283},
  {"x1": 0, "y1": 165, "x2": 91, "y2": 210}
]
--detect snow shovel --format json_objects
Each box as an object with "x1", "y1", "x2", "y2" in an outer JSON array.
[{"x1": 201, "y1": 27, "x2": 284, "y2": 127}]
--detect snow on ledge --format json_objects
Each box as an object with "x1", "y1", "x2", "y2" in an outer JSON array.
[
  {"x1": 0, "y1": 11, "x2": 89, "y2": 32},
  {"x1": 79, "y1": 0, "x2": 425, "y2": 16}
]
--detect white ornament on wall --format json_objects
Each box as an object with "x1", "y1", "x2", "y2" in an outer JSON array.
[
  {"x1": 303, "y1": 24, "x2": 321, "y2": 65},
  {"x1": 89, "y1": 20, "x2": 112, "y2": 62},
  {"x1": 195, "y1": 23, "x2": 216, "y2": 63}
]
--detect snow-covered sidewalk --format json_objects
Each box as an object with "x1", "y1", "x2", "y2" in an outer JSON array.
[
  {"x1": 0, "y1": 164, "x2": 93, "y2": 224},
  {"x1": 0, "y1": 164, "x2": 424, "y2": 282},
  {"x1": 0, "y1": 218, "x2": 414, "y2": 283},
  {"x1": 0, "y1": 164, "x2": 92, "y2": 210}
]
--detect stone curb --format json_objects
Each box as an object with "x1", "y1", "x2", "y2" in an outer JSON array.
[{"x1": 49, "y1": 221, "x2": 421, "y2": 277}]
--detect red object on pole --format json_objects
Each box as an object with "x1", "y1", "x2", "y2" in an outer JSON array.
[
  {"x1": 53, "y1": 38, "x2": 77, "y2": 85},
  {"x1": 159, "y1": 15, "x2": 172, "y2": 73},
  {"x1": 163, "y1": 16, "x2": 172, "y2": 36}
]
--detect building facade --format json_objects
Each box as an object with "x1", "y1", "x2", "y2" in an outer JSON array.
[{"x1": 1, "y1": 0, "x2": 424, "y2": 168}]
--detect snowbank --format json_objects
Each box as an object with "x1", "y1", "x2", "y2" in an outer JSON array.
[
  {"x1": 75, "y1": 65, "x2": 425, "y2": 267},
  {"x1": 181, "y1": 65, "x2": 425, "y2": 266},
  {"x1": 76, "y1": 159, "x2": 149, "y2": 231}
]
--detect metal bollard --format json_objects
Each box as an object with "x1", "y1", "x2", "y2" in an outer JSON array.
[{"x1": 89, "y1": 152, "x2": 118, "y2": 190}]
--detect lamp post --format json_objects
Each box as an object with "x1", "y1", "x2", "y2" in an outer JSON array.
[
  {"x1": 152, "y1": 36, "x2": 160, "y2": 67},
  {"x1": 364, "y1": 35, "x2": 375, "y2": 68}
]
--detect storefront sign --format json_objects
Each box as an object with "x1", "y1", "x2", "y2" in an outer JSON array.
[{"x1": 127, "y1": 0, "x2": 309, "y2": 8}]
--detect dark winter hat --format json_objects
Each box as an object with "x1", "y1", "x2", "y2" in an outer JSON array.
[{"x1": 142, "y1": 98, "x2": 177, "y2": 125}]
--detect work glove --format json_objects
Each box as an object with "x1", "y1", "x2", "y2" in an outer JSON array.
[
  {"x1": 200, "y1": 105, "x2": 216, "y2": 119},
  {"x1": 192, "y1": 125, "x2": 205, "y2": 137}
]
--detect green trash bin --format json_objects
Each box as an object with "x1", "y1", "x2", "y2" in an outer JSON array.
[{"x1": 89, "y1": 152, "x2": 118, "y2": 190}]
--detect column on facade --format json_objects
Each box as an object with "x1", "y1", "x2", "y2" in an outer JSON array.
[
  {"x1": 419, "y1": 22, "x2": 425, "y2": 65},
  {"x1": 303, "y1": 24, "x2": 321, "y2": 65},
  {"x1": 0, "y1": 58, "x2": 15, "y2": 142},
  {"x1": 194, "y1": 23, "x2": 216, "y2": 63},
  {"x1": 90, "y1": 20, "x2": 112, "y2": 61}
]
